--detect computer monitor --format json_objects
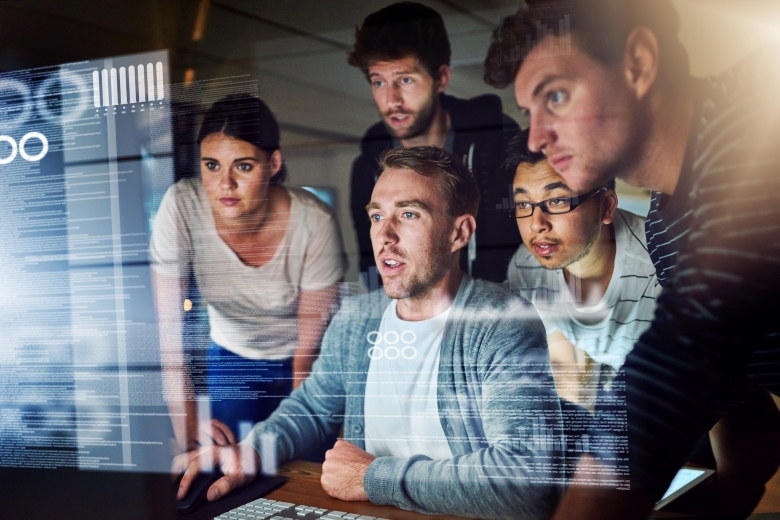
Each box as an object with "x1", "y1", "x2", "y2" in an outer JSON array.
[{"x1": 0, "y1": 50, "x2": 176, "y2": 474}]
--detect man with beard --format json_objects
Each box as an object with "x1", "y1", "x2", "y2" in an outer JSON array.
[
  {"x1": 504, "y1": 132, "x2": 659, "y2": 408},
  {"x1": 174, "y1": 146, "x2": 564, "y2": 520},
  {"x1": 484, "y1": 0, "x2": 780, "y2": 517},
  {"x1": 348, "y1": 2, "x2": 520, "y2": 285}
]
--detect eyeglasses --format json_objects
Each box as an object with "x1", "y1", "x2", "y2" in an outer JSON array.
[{"x1": 508, "y1": 186, "x2": 607, "y2": 219}]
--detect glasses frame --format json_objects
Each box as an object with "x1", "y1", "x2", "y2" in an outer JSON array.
[{"x1": 508, "y1": 186, "x2": 607, "y2": 219}]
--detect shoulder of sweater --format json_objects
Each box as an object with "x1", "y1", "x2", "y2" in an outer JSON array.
[{"x1": 455, "y1": 275, "x2": 534, "y2": 321}]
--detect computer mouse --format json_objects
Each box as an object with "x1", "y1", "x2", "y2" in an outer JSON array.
[{"x1": 173, "y1": 466, "x2": 224, "y2": 514}]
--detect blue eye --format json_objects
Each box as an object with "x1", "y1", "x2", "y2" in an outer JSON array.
[
  {"x1": 548, "y1": 90, "x2": 567, "y2": 107},
  {"x1": 370, "y1": 214, "x2": 381, "y2": 222},
  {"x1": 403, "y1": 211, "x2": 415, "y2": 219},
  {"x1": 372, "y1": 80, "x2": 385, "y2": 88},
  {"x1": 401, "y1": 77, "x2": 412, "y2": 84}
]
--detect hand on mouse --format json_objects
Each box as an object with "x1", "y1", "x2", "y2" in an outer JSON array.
[
  {"x1": 201, "y1": 419, "x2": 237, "y2": 446},
  {"x1": 174, "y1": 444, "x2": 261, "y2": 502}
]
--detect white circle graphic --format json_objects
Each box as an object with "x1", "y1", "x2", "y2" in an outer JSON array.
[
  {"x1": 19, "y1": 132, "x2": 48, "y2": 162},
  {"x1": 401, "y1": 346, "x2": 418, "y2": 360},
  {"x1": 0, "y1": 79, "x2": 32, "y2": 132},
  {"x1": 36, "y1": 70, "x2": 90, "y2": 124},
  {"x1": 0, "y1": 135, "x2": 18, "y2": 165},
  {"x1": 400, "y1": 330, "x2": 417, "y2": 344},
  {"x1": 367, "y1": 346, "x2": 383, "y2": 360},
  {"x1": 366, "y1": 331, "x2": 381, "y2": 345},
  {"x1": 384, "y1": 346, "x2": 400, "y2": 360},
  {"x1": 383, "y1": 330, "x2": 399, "y2": 344}
]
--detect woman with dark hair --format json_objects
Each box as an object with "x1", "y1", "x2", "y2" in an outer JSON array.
[{"x1": 150, "y1": 94, "x2": 346, "y2": 451}]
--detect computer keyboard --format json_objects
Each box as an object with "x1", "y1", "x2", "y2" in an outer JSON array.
[{"x1": 215, "y1": 498, "x2": 390, "y2": 520}]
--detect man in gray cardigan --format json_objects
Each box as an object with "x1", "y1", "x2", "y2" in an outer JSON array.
[{"x1": 175, "y1": 146, "x2": 564, "y2": 519}]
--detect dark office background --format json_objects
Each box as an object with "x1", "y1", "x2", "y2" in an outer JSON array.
[{"x1": 8, "y1": 0, "x2": 750, "y2": 281}]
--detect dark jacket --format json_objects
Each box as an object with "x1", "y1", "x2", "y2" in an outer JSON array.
[{"x1": 350, "y1": 93, "x2": 521, "y2": 283}]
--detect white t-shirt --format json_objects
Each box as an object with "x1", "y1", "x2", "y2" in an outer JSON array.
[
  {"x1": 364, "y1": 300, "x2": 453, "y2": 460},
  {"x1": 149, "y1": 178, "x2": 347, "y2": 359},
  {"x1": 507, "y1": 209, "x2": 660, "y2": 370}
]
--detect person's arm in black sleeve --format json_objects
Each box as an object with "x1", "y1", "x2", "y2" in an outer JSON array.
[
  {"x1": 349, "y1": 154, "x2": 377, "y2": 276},
  {"x1": 552, "y1": 82, "x2": 780, "y2": 520}
]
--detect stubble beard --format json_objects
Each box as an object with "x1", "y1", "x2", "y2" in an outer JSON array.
[
  {"x1": 550, "y1": 224, "x2": 601, "y2": 271},
  {"x1": 381, "y1": 239, "x2": 451, "y2": 301},
  {"x1": 383, "y1": 89, "x2": 438, "y2": 142}
]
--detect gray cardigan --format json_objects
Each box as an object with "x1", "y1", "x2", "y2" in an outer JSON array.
[{"x1": 245, "y1": 275, "x2": 564, "y2": 519}]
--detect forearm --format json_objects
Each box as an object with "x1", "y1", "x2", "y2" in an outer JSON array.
[
  {"x1": 294, "y1": 285, "x2": 339, "y2": 388},
  {"x1": 163, "y1": 368, "x2": 199, "y2": 452},
  {"x1": 153, "y1": 271, "x2": 201, "y2": 451},
  {"x1": 245, "y1": 314, "x2": 347, "y2": 463},
  {"x1": 698, "y1": 392, "x2": 780, "y2": 515},
  {"x1": 621, "y1": 319, "x2": 739, "y2": 495},
  {"x1": 243, "y1": 380, "x2": 342, "y2": 464},
  {"x1": 292, "y1": 320, "x2": 325, "y2": 389},
  {"x1": 365, "y1": 450, "x2": 563, "y2": 520},
  {"x1": 552, "y1": 472, "x2": 655, "y2": 520}
]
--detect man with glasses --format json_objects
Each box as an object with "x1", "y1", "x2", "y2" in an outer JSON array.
[
  {"x1": 504, "y1": 132, "x2": 659, "y2": 408},
  {"x1": 485, "y1": 0, "x2": 780, "y2": 517}
]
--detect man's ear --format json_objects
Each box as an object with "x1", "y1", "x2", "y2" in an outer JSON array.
[
  {"x1": 451, "y1": 214, "x2": 476, "y2": 253},
  {"x1": 623, "y1": 27, "x2": 659, "y2": 101},
  {"x1": 601, "y1": 190, "x2": 619, "y2": 225},
  {"x1": 435, "y1": 64, "x2": 451, "y2": 94}
]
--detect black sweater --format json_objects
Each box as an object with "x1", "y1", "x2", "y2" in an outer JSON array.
[{"x1": 349, "y1": 93, "x2": 521, "y2": 283}]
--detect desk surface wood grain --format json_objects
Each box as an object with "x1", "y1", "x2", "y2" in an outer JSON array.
[
  {"x1": 267, "y1": 461, "x2": 780, "y2": 519},
  {"x1": 266, "y1": 460, "x2": 469, "y2": 520}
]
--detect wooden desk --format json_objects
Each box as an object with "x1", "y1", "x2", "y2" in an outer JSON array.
[
  {"x1": 267, "y1": 461, "x2": 780, "y2": 520},
  {"x1": 266, "y1": 461, "x2": 463, "y2": 520}
]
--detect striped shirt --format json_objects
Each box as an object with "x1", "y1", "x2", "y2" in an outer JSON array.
[
  {"x1": 621, "y1": 45, "x2": 780, "y2": 495},
  {"x1": 507, "y1": 209, "x2": 659, "y2": 372}
]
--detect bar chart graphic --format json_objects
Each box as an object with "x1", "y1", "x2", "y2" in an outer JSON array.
[
  {"x1": 92, "y1": 62, "x2": 165, "y2": 107},
  {"x1": 499, "y1": 7, "x2": 571, "y2": 64}
]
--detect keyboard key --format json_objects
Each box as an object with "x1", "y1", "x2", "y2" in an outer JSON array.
[
  {"x1": 356, "y1": 516, "x2": 376, "y2": 520},
  {"x1": 343, "y1": 515, "x2": 360, "y2": 519},
  {"x1": 328, "y1": 512, "x2": 347, "y2": 517}
]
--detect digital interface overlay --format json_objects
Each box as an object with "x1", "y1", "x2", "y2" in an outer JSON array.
[{"x1": 0, "y1": 50, "x2": 175, "y2": 472}]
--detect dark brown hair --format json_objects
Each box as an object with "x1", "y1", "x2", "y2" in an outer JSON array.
[
  {"x1": 503, "y1": 130, "x2": 616, "y2": 191},
  {"x1": 347, "y1": 2, "x2": 451, "y2": 80},
  {"x1": 484, "y1": 0, "x2": 689, "y2": 91},
  {"x1": 198, "y1": 94, "x2": 286, "y2": 184},
  {"x1": 378, "y1": 146, "x2": 479, "y2": 218}
]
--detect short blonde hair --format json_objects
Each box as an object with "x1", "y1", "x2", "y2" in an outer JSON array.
[{"x1": 378, "y1": 146, "x2": 480, "y2": 218}]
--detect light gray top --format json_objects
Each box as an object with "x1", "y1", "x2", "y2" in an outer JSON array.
[
  {"x1": 244, "y1": 275, "x2": 564, "y2": 520},
  {"x1": 149, "y1": 178, "x2": 347, "y2": 358}
]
